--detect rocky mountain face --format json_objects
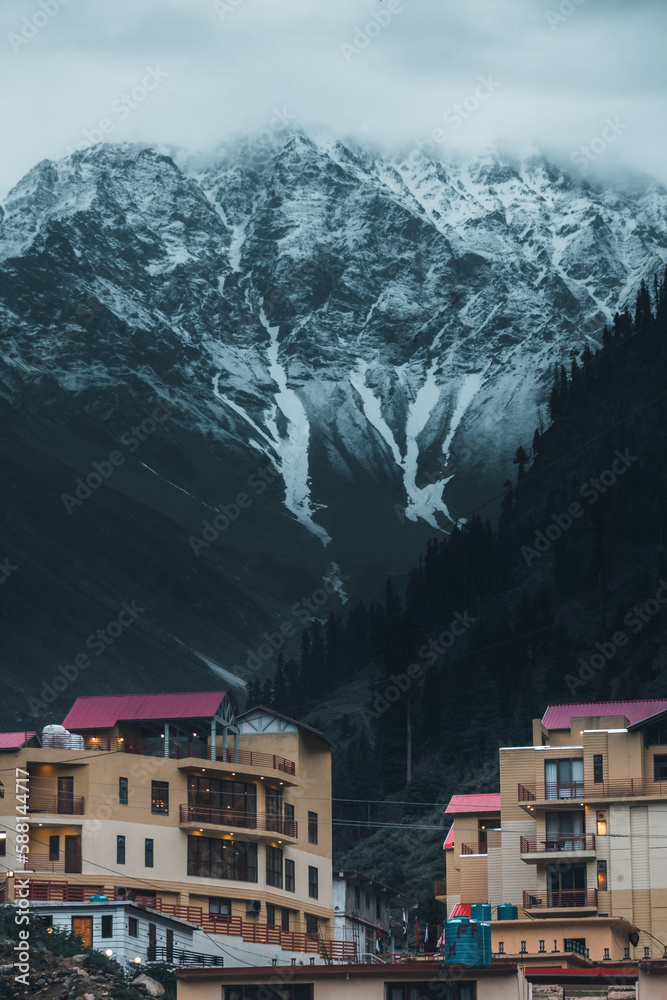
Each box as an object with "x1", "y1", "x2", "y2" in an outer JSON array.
[{"x1": 1, "y1": 133, "x2": 666, "y2": 727}]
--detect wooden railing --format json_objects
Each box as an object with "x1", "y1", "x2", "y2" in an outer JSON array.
[
  {"x1": 28, "y1": 794, "x2": 85, "y2": 815},
  {"x1": 29, "y1": 854, "x2": 83, "y2": 874},
  {"x1": 519, "y1": 779, "x2": 667, "y2": 802},
  {"x1": 147, "y1": 945, "x2": 224, "y2": 967},
  {"x1": 519, "y1": 834, "x2": 596, "y2": 854},
  {"x1": 460, "y1": 843, "x2": 487, "y2": 856},
  {"x1": 80, "y1": 736, "x2": 296, "y2": 774},
  {"x1": 179, "y1": 803, "x2": 297, "y2": 837},
  {"x1": 523, "y1": 889, "x2": 597, "y2": 910},
  {"x1": 28, "y1": 882, "x2": 104, "y2": 901}
]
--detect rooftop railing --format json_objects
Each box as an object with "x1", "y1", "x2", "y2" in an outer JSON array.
[
  {"x1": 79, "y1": 736, "x2": 296, "y2": 775},
  {"x1": 518, "y1": 778, "x2": 667, "y2": 802}
]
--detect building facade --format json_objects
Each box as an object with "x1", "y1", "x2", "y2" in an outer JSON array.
[
  {"x1": 441, "y1": 698, "x2": 667, "y2": 966},
  {"x1": 332, "y1": 870, "x2": 417, "y2": 956},
  {"x1": 0, "y1": 693, "x2": 354, "y2": 964}
]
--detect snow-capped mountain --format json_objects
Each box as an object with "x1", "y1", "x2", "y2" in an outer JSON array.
[{"x1": 1, "y1": 133, "x2": 666, "y2": 723}]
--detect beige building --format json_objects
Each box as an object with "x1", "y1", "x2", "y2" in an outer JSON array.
[
  {"x1": 441, "y1": 698, "x2": 667, "y2": 966},
  {"x1": 0, "y1": 693, "x2": 354, "y2": 964}
]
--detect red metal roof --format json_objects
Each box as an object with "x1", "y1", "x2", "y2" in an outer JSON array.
[
  {"x1": 0, "y1": 732, "x2": 35, "y2": 749},
  {"x1": 443, "y1": 827, "x2": 455, "y2": 850},
  {"x1": 445, "y1": 793, "x2": 501, "y2": 814},
  {"x1": 542, "y1": 699, "x2": 667, "y2": 730},
  {"x1": 62, "y1": 692, "x2": 226, "y2": 730},
  {"x1": 450, "y1": 903, "x2": 471, "y2": 918}
]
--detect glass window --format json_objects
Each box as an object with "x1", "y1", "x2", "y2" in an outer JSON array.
[
  {"x1": 285, "y1": 858, "x2": 295, "y2": 892},
  {"x1": 116, "y1": 835, "x2": 125, "y2": 865},
  {"x1": 597, "y1": 810, "x2": 607, "y2": 836},
  {"x1": 308, "y1": 866, "x2": 318, "y2": 899},
  {"x1": 101, "y1": 915, "x2": 113, "y2": 938},
  {"x1": 266, "y1": 903, "x2": 276, "y2": 926},
  {"x1": 128, "y1": 917, "x2": 138, "y2": 937},
  {"x1": 145, "y1": 838, "x2": 154, "y2": 868},
  {"x1": 266, "y1": 846, "x2": 283, "y2": 889},
  {"x1": 544, "y1": 758, "x2": 584, "y2": 799},
  {"x1": 187, "y1": 836, "x2": 258, "y2": 882},
  {"x1": 306, "y1": 915, "x2": 318, "y2": 935},
  {"x1": 209, "y1": 897, "x2": 232, "y2": 915},
  {"x1": 49, "y1": 835, "x2": 60, "y2": 861},
  {"x1": 0, "y1": 833, "x2": 5, "y2": 857},
  {"x1": 119, "y1": 777, "x2": 128, "y2": 805},
  {"x1": 384, "y1": 985, "x2": 475, "y2": 999},
  {"x1": 593, "y1": 755, "x2": 603, "y2": 783},
  {"x1": 151, "y1": 781, "x2": 169, "y2": 814},
  {"x1": 597, "y1": 860, "x2": 608, "y2": 891},
  {"x1": 188, "y1": 776, "x2": 257, "y2": 824},
  {"x1": 654, "y1": 755, "x2": 667, "y2": 780},
  {"x1": 308, "y1": 812, "x2": 318, "y2": 844},
  {"x1": 281, "y1": 908, "x2": 290, "y2": 932}
]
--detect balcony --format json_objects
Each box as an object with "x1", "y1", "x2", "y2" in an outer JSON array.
[
  {"x1": 517, "y1": 778, "x2": 667, "y2": 806},
  {"x1": 79, "y1": 736, "x2": 296, "y2": 775},
  {"x1": 28, "y1": 881, "x2": 104, "y2": 901},
  {"x1": 523, "y1": 889, "x2": 598, "y2": 914},
  {"x1": 29, "y1": 853, "x2": 83, "y2": 874},
  {"x1": 179, "y1": 803, "x2": 298, "y2": 838},
  {"x1": 28, "y1": 794, "x2": 85, "y2": 815},
  {"x1": 519, "y1": 834, "x2": 596, "y2": 863},
  {"x1": 461, "y1": 843, "x2": 487, "y2": 856}
]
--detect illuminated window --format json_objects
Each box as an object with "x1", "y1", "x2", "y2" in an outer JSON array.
[
  {"x1": 151, "y1": 781, "x2": 169, "y2": 814},
  {"x1": 597, "y1": 810, "x2": 607, "y2": 836},
  {"x1": 597, "y1": 860, "x2": 608, "y2": 891}
]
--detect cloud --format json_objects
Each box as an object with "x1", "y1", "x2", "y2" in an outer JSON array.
[{"x1": 1, "y1": 0, "x2": 666, "y2": 195}]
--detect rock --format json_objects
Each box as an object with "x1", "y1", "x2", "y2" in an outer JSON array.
[
  {"x1": 84, "y1": 993, "x2": 96, "y2": 999},
  {"x1": 132, "y1": 974, "x2": 165, "y2": 996},
  {"x1": 72, "y1": 955, "x2": 89, "y2": 964}
]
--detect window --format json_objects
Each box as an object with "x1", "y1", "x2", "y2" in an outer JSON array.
[
  {"x1": 49, "y1": 835, "x2": 60, "y2": 861},
  {"x1": 544, "y1": 811, "x2": 585, "y2": 849},
  {"x1": 166, "y1": 929, "x2": 173, "y2": 963},
  {"x1": 544, "y1": 758, "x2": 584, "y2": 799},
  {"x1": 597, "y1": 810, "x2": 607, "y2": 836},
  {"x1": 209, "y1": 897, "x2": 232, "y2": 915},
  {"x1": 306, "y1": 915, "x2": 318, "y2": 936},
  {"x1": 385, "y1": 986, "x2": 475, "y2": 1000},
  {"x1": 307, "y1": 811, "x2": 318, "y2": 844},
  {"x1": 546, "y1": 863, "x2": 587, "y2": 906},
  {"x1": 376, "y1": 897, "x2": 382, "y2": 920},
  {"x1": 365, "y1": 893, "x2": 371, "y2": 909},
  {"x1": 101, "y1": 915, "x2": 113, "y2": 938},
  {"x1": 266, "y1": 787, "x2": 283, "y2": 832},
  {"x1": 654, "y1": 755, "x2": 667, "y2": 780},
  {"x1": 0, "y1": 833, "x2": 5, "y2": 857},
  {"x1": 266, "y1": 846, "x2": 283, "y2": 889},
  {"x1": 151, "y1": 780, "x2": 169, "y2": 814},
  {"x1": 145, "y1": 838, "x2": 154, "y2": 868},
  {"x1": 308, "y1": 866, "x2": 318, "y2": 899},
  {"x1": 284, "y1": 803, "x2": 295, "y2": 834},
  {"x1": 116, "y1": 835, "x2": 125, "y2": 865},
  {"x1": 354, "y1": 886, "x2": 361, "y2": 909},
  {"x1": 128, "y1": 917, "x2": 138, "y2": 937},
  {"x1": 285, "y1": 858, "x2": 295, "y2": 892},
  {"x1": 119, "y1": 777, "x2": 128, "y2": 805},
  {"x1": 224, "y1": 988, "x2": 313, "y2": 1000},
  {"x1": 187, "y1": 776, "x2": 257, "y2": 824},
  {"x1": 564, "y1": 938, "x2": 587, "y2": 956},
  {"x1": 266, "y1": 903, "x2": 276, "y2": 926},
  {"x1": 281, "y1": 909, "x2": 290, "y2": 932},
  {"x1": 187, "y1": 836, "x2": 258, "y2": 882},
  {"x1": 597, "y1": 860, "x2": 608, "y2": 891},
  {"x1": 593, "y1": 755, "x2": 603, "y2": 783}
]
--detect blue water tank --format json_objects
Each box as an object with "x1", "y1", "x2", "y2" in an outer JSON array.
[
  {"x1": 497, "y1": 903, "x2": 518, "y2": 920},
  {"x1": 471, "y1": 903, "x2": 492, "y2": 921},
  {"x1": 476, "y1": 921, "x2": 492, "y2": 965},
  {"x1": 89, "y1": 895, "x2": 109, "y2": 902},
  {"x1": 444, "y1": 917, "x2": 479, "y2": 966}
]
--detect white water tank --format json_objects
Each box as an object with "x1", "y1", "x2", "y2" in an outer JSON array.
[{"x1": 42, "y1": 724, "x2": 84, "y2": 749}]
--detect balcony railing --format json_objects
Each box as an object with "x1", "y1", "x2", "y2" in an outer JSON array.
[
  {"x1": 28, "y1": 882, "x2": 104, "y2": 901},
  {"x1": 147, "y1": 945, "x2": 224, "y2": 967},
  {"x1": 29, "y1": 853, "x2": 83, "y2": 874},
  {"x1": 520, "y1": 834, "x2": 596, "y2": 854},
  {"x1": 79, "y1": 736, "x2": 296, "y2": 775},
  {"x1": 179, "y1": 803, "x2": 298, "y2": 837},
  {"x1": 523, "y1": 889, "x2": 598, "y2": 910},
  {"x1": 460, "y1": 843, "x2": 487, "y2": 855},
  {"x1": 518, "y1": 778, "x2": 667, "y2": 802},
  {"x1": 27, "y1": 794, "x2": 85, "y2": 815}
]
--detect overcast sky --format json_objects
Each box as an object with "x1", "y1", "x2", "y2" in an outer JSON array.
[{"x1": 1, "y1": 0, "x2": 666, "y2": 196}]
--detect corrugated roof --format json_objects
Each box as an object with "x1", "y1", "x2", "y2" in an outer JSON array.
[
  {"x1": 542, "y1": 699, "x2": 667, "y2": 730},
  {"x1": 445, "y1": 793, "x2": 501, "y2": 814},
  {"x1": 450, "y1": 904, "x2": 471, "y2": 918},
  {"x1": 62, "y1": 692, "x2": 226, "y2": 730},
  {"x1": 443, "y1": 827, "x2": 455, "y2": 850},
  {"x1": 0, "y1": 732, "x2": 36, "y2": 749}
]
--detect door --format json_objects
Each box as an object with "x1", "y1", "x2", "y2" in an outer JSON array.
[
  {"x1": 57, "y1": 777, "x2": 74, "y2": 814},
  {"x1": 71, "y1": 916, "x2": 93, "y2": 948},
  {"x1": 166, "y1": 929, "x2": 173, "y2": 963},
  {"x1": 547, "y1": 862, "x2": 587, "y2": 907},
  {"x1": 64, "y1": 835, "x2": 82, "y2": 873},
  {"x1": 148, "y1": 923, "x2": 157, "y2": 961}
]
